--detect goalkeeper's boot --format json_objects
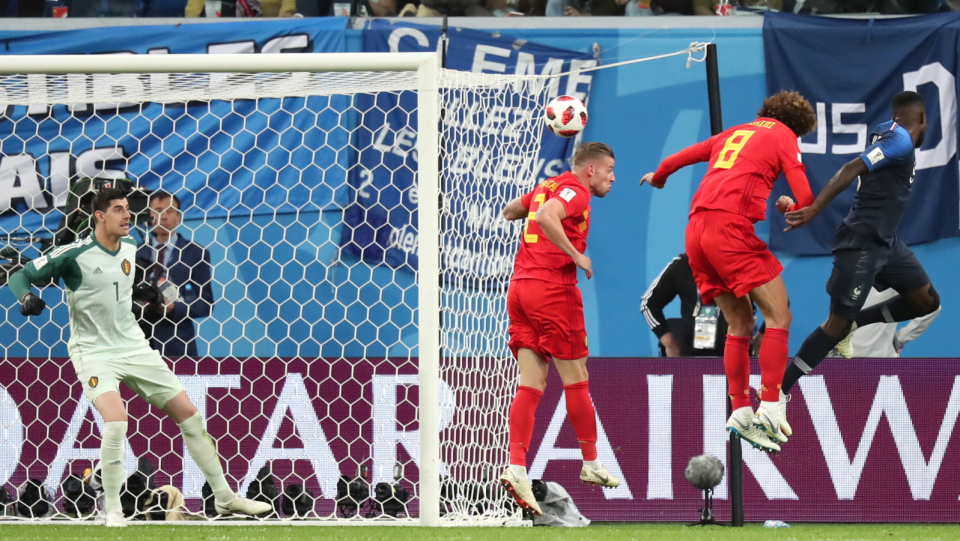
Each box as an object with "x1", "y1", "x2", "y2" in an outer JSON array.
[
  {"x1": 215, "y1": 493, "x2": 272, "y2": 517},
  {"x1": 753, "y1": 400, "x2": 788, "y2": 444},
  {"x1": 104, "y1": 510, "x2": 127, "y2": 528},
  {"x1": 726, "y1": 407, "x2": 780, "y2": 454},
  {"x1": 580, "y1": 463, "x2": 621, "y2": 488},
  {"x1": 499, "y1": 467, "x2": 542, "y2": 516},
  {"x1": 836, "y1": 322, "x2": 857, "y2": 359},
  {"x1": 779, "y1": 390, "x2": 793, "y2": 438}
]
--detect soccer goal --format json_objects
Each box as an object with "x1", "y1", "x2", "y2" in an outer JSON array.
[{"x1": 0, "y1": 50, "x2": 561, "y2": 526}]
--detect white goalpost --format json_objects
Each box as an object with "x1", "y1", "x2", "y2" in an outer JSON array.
[{"x1": 0, "y1": 51, "x2": 547, "y2": 526}]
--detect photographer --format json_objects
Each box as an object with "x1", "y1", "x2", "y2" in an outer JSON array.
[
  {"x1": 136, "y1": 192, "x2": 214, "y2": 358},
  {"x1": 641, "y1": 253, "x2": 730, "y2": 357}
]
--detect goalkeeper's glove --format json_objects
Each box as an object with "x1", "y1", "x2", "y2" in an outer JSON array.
[
  {"x1": 20, "y1": 293, "x2": 46, "y2": 316},
  {"x1": 132, "y1": 283, "x2": 163, "y2": 305}
]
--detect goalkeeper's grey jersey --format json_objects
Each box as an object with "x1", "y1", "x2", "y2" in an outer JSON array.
[{"x1": 21, "y1": 235, "x2": 153, "y2": 363}]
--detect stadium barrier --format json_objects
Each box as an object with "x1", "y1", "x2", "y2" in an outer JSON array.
[{"x1": 2, "y1": 357, "x2": 958, "y2": 522}]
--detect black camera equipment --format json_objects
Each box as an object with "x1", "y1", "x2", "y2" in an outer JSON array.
[
  {"x1": 61, "y1": 473, "x2": 96, "y2": 516},
  {"x1": 281, "y1": 483, "x2": 316, "y2": 519},
  {"x1": 246, "y1": 463, "x2": 281, "y2": 518},
  {"x1": 53, "y1": 178, "x2": 152, "y2": 247},
  {"x1": 336, "y1": 464, "x2": 370, "y2": 518},
  {"x1": 16, "y1": 479, "x2": 50, "y2": 518},
  {"x1": 121, "y1": 457, "x2": 156, "y2": 519},
  {"x1": 201, "y1": 481, "x2": 218, "y2": 517}
]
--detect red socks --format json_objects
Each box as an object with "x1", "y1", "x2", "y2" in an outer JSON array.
[
  {"x1": 724, "y1": 334, "x2": 752, "y2": 410},
  {"x1": 509, "y1": 386, "x2": 543, "y2": 467},
  {"x1": 759, "y1": 328, "x2": 789, "y2": 402},
  {"x1": 508, "y1": 382, "x2": 599, "y2": 466},
  {"x1": 563, "y1": 381, "x2": 598, "y2": 462}
]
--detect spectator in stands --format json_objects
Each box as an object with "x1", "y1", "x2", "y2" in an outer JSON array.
[
  {"x1": 1, "y1": 0, "x2": 42, "y2": 16},
  {"x1": 184, "y1": 0, "x2": 297, "y2": 16},
  {"x1": 136, "y1": 192, "x2": 214, "y2": 358},
  {"x1": 847, "y1": 287, "x2": 941, "y2": 357}
]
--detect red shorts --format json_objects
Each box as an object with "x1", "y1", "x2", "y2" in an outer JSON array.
[
  {"x1": 507, "y1": 279, "x2": 588, "y2": 361},
  {"x1": 685, "y1": 210, "x2": 783, "y2": 304}
]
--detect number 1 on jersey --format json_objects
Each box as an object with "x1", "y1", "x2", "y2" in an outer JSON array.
[
  {"x1": 714, "y1": 130, "x2": 755, "y2": 170},
  {"x1": 113, "y1": 282, "x2": 119, "y2": 301},
  {"x1": 523, "y1": 193, "x2": 546, "y2": 243}
]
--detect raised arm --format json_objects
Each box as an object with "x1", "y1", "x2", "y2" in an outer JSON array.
[
  {"x1": 640, "y1": 138, "x2": 714, "y2": 188},
  {"x1": 784, "y1": 157, "x2": 867, "y2": 231}
]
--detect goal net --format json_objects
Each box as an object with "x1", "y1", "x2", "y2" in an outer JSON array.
[{"x1": 0, "y1": 52, "x2": 549, "y2": 525}]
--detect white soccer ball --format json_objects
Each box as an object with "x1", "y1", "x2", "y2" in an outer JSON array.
[{"x1": 544, "y1": 95, "x2": 588, "y2": 138}]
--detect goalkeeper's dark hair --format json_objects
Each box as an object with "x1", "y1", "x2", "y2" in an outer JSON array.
[
  {"x1": 92, "y1": 187, "x2": 130, "y2": 216},
  {"x1": 892, "y1": 91, "x2": 924, "y2": 113},
  {"x1": 572, "y1": 142, "x2": 615, "y2": 168},
  {"x1": 757, "y1": 90, "x2": 817, "y2": 137}
]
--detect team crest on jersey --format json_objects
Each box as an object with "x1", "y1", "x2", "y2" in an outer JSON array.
[
  {"x1": 89, "y1": 377, "x2": 99, "y2": 388},
  {"x1": 121, "y1": 259, "x2": 131, "y2": 276}
]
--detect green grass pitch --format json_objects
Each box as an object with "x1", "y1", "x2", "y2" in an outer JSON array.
[{"x1": 3, "y1": 523, "x2": 960, "y2": 541}]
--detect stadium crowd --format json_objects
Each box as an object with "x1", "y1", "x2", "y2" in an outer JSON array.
[{"x1": 1, "y1": 0, "x2": 950, "y2": 19}]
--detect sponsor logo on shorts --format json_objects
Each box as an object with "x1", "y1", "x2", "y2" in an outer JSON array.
[
  {"x1": 121, "y1": 259, "x2": 131, "y2": 276},
  {"x1": 89, "y1": 376, "x2": 99, "y2": 388},
  {"x1": 584, "y1": 335, "x2": 589, "y2": 347}
]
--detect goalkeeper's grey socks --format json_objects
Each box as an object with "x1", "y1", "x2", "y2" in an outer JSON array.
[
  {"x1": 178, "y1": 412, "x2": 233, "y2": 503},
  {"x1": 101, "y1": 421, "x2": 128, "y2": 513},
  {"x1": 781, "y1": 327, "x2": 839, "y2": 394}
]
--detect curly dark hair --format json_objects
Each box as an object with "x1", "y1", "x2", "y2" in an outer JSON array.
[{"x1": 757, "y1": 90, "x2": 817, "y2": 137}]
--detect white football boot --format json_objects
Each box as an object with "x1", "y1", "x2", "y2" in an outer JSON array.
[
  {"x1": 580, "y1": 464, "x2": 621, "y2": 488},
  {"x1": 726, "y1": 407, "x2": 781, "y2": 453},
  {"x1": 499, "y1": 467, "x2": 542, "y2": 516},
  {"x1": 753, "y1": 400, "x2": 788, "y2": 444},
  {"x1": 836, "y1": 322, "x2": 858, "y2": 359},
  {"x1": 779, "y1": 390, "x2": 793, "y2": 437},
  {"x1": 103, "y1": 510, "x2": 127, "y2": 528},
  {"x1": 215, "y1": 493, "x2": 272, "y2": 517}
]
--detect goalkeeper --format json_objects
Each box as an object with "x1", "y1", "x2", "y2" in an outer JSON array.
[{"x1": 7, "y1": 187, "x2": 270, "y2": 527}]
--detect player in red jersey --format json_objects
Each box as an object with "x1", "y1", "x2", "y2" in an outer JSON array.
[
  {"x1": 498, "y1": 142, "x2": 619, "y2": 515},
  {"x1": 640, "y1": 91, "x2": 818, "y2": 454}
]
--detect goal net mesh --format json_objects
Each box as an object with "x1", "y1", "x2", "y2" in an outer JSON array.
[{"x1": 0, "y1": 66, "x2": 549, "y2": 523}]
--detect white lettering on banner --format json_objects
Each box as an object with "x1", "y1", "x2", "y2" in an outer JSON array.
[
  {"x1": 798, "y1": 102, "x2": 867, "y2": 155},
  {"x1": 442, "y1": 242, "x2": 515, "y2": 279},
  {"x1": 372, "y1": 124, "x2": 418, "y2": 160},
  {"x1": 801, "y1": 375, "x2": 960, "y2": 501},
  {"x1": 387, "y1": 28, "x2": 430, "y2": 53},
  {"x1": 565, "y1": 59, "x2": 598, "y2": 103},
  {"x1": 447, "y1": 145, "x2": 539, "y2": 185},
  {"x1": 831, "y1": 103, "x2": 867, "y2": 154},
  {"x1": 0, "y1": 155, "x2": 46, "y2": 212},
  {"x1": 240, "y1": 373, "x2": 340, "y2": 498},
  {"x1": 44, "y1": 396, "x2": 137, "y2": 499},
  {"x1": 179, "y1": 375, "x2": 242, "y2": 498},
  {"x1": 799, "y1": 102, "x2": 828, "y2": 154},
  {"x1": 0, "y1": 385, "x2": 22, "y2": 485},
  {"x1": 472, "y1": 45, "x2": 511, "y2": 74},
  {"x1": 0, "y1": 148, "x2": 128, "y2": 213},
  {"x1": 529, "y1": 394, "x2": 632, "y2": 499},
  {"x1": 371, "y1": 375, "x2": 454, "y2": 484},
  {"x1": 904, "y1": 63, "x2": 958, "y2": 170},
  {"x1": 388, "y1": 225, "x2": 420, "y2": 258},
  {"x1": 702, "y1": 375, "x2": 797, "y2": 500},
  {"x1": 647, "y1": 375, "x2": 673, "y2": 499}
]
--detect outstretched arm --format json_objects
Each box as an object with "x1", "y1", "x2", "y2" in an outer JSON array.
[
  {"x1": 640, "y1": 138, "x2": 714, "y2": 189},
  {"x1": 784, "y1": 157, "x2": 867, "y2": 231}
]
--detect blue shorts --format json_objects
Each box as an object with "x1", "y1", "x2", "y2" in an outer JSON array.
[{"x1": 826, "y1": 224, "x2": 930, "y2": 319}]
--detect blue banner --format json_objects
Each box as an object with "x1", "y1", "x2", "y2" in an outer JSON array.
[
  {"x1": 341, "y1": 20, "x2": 596, "y2": 281},
  {"x1": 0, "y1": 19, "x2": 347, "y2": 237},
  {"x1": 764, "y1": 13, "x2": 960, "y2": 255}
]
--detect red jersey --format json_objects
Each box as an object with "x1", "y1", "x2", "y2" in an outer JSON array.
[
  {"x1": 511, "y1": 172, "x2": 591, "y2": 285},
  {"x1": 652, "y1": 118, "x2": 812, "y2": 222}
]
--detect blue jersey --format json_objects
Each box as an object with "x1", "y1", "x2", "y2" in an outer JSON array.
[{"x1": 842, "y1": 121, "x2": 916, "y2": 245}]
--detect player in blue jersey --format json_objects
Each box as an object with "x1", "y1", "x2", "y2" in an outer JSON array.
[{"x1": 776, "y1": 91, "x2": 941, "y2": 425}]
